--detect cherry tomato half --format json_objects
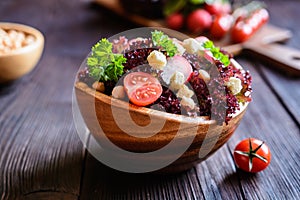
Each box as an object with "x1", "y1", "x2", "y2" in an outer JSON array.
[
  {"x1": 204, "y1": 1, "x2": 232, "y2": 16},
  {"x1": 246, "y1": 8, "x2": 269, "y2": 31},
  {"x1": 258, "y1": 8, "x2": 269, "y2": 23},
  {"x1": 231, "y1": 21, "x2": 253, "y2": 43},
  {"x1": 234, "y1": 138, "x2": 271, "y2": 173},
  {"x1": 231, "y1": 8, "x2": 269, "y2": 43},
  {"x1": 210, "y1": 14, "x2": 233, "y2": 40},
  {"x1": 123, "y1": 72, "x2": 162, "y2": 106}
]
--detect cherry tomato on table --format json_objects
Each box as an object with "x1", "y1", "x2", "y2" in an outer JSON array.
[
  {"x1": 234, "y1": 138, "x2": 271, "y2": 173},
  {"x1": 123, "y1": 72, "x2": 162, "y2": 106}
]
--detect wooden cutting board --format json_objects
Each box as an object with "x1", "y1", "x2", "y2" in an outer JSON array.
[
  {"x1": 94, "y1": 0, "x2": 300, "y2": 76},
  {"x1": 217, "y1": 24, "x2": 300, "y2": 76}
]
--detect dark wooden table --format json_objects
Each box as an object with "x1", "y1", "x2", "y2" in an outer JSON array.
[{"x1": 0, "y1": 0, "x2": 299, "y2": 199}]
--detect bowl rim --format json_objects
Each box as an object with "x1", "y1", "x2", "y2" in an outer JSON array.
[
  {"x1": 0, "y1": 22, "x2": 44, "y2": 57},
  {"x1": 75, "y1": 81, "x2": 249, "y2": 126}
]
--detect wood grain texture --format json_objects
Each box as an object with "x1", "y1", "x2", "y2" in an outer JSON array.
[
  {"x1": 0, "y1": 0, "x2": 93, "y2": 199},
  {"x1": 80, "y1": 150, "x2": 243, "y2": 200},
  {"x1": 0, "y1": 0, "x2": 300, "y2": 199},
  {"x1": 0, "y1": 0, "x2": 138, "y2": 199},
  {"x1": 258, "y1": 0, "x2": 300, "y2": 124},
  {"x1": 0, "y1": 55, "x2": 85, "y2": 199},
  {"x1": 227, "y1": 58, "x2": 300, "y2": 200}
]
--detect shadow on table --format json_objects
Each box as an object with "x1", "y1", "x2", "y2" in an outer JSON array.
[{"x1": 80, "y1": 153, "x2": 191, "y2": 199}]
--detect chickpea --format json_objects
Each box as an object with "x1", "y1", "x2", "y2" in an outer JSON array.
[
  {"x1": 0, "y1": 28, "x2": 6, "y2": 36},
  {"x1": 112, "y1": 86, "x2": 125, "y2": 99},
  {"x1": 76, "y1": 81, "x2": 88, "y2": 89},
  {"x1": 0, "y1": 28, "x2": 36, "y2": 55},
  {"x1": 92, "y1": 81, "x2": 105, "y2": 93},
  {"x1": 198, "y1": 69, "x2": 210, "y2": 83}
]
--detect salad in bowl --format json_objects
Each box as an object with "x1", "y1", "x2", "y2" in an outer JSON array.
[{"x1": 74, "y1": 28, "x2": 252, "y2": 173}]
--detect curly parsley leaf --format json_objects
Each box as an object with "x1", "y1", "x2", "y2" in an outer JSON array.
[
  {"x1": 203, "y1": 40, "x2": 230, "y2": 67},
  {"x1": 151, "y1": 30, "x2": 177, "y2": 57},
  {"x1": 86, "y1": 38, "x2": 126, "y2": 82}
]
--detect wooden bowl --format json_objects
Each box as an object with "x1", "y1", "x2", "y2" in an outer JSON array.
[
  {"x1": 75, "y1": 78, "x2": 248, "y2": 173},
  {"x1": 0, "y1": 22, "x2": 44, "y2": 83}
]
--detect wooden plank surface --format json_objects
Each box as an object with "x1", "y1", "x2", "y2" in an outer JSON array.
[
  {"x1": 0, "y1": 0, "x2": 92, "y2": 199},
  {"x1": 258, "y1": 1, "x2": 300, "y2": 124},
  {"x1": 227, "y1": 58, "x2": 300, "y2": 200},
  {"x1": 0, "y1": 0, "x2": 300, "y2": 199},
  {"x1": 0, "y1": 56, "x2": 84, "y2": 199}
]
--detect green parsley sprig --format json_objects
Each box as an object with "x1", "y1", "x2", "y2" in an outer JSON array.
[
  {"x1": 203, "y1": 40, "x2": 230, "y2": 67},
  {"x1": 151, "y1": 30, "x2": 177, "y2": 57},
  {"x1": 86, "y1": 38, "x2": 126, "y2": 82}
]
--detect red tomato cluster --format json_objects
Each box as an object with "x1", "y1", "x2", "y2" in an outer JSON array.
[
  {"x1": 165, "y1": 1, "x2": 269, "y2": 43},
  {"x1": 166, "y1": 1, "x2": 231, "y2": 33}
]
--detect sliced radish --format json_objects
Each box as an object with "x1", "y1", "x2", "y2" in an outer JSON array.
[
  {"x1": 204, "y1": 50, "x2": 215, "y2": 63},
  {"x1": 195, "y1": 36, "x2": 209, "y2": 44},
  {"x1": 161, "y1": 55, "x2": 193, "y2": 84}
]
